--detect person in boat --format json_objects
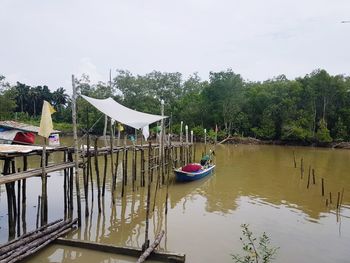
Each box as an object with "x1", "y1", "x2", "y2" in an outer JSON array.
[
  {"x1": 200, "y1": 150, "x2": 215, "y2": 167},
  {"x1": 200, "y1": 154, "x2": 210, "y2": 166}
]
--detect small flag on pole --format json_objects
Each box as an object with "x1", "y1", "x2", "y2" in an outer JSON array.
[{"x1": 38, "y1": 101, "x2": 56, "y2": 138}]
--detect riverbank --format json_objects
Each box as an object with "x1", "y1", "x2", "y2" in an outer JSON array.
[{"x1": 218, "y1": 135, "x2": 350, "y2": 149}]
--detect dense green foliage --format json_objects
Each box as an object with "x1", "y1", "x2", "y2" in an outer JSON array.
[
  {"x1": 232, "y1": 224, "x2": 279, "y2": 263},
  {"x1": 1, "y1": 68, "x2": 350, "y2": 143}
]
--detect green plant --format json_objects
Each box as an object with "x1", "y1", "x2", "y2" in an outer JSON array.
[{"x1": 232, "y1": 224, "x2": 278, "y2": 263}]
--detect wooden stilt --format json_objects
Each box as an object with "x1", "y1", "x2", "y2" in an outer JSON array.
[
  {"x1": 102, "y1": 154, "x2": 108, "y2": 197},
  {"x1": 143, "y1": 141, "x2": 152, "y2": 251},
  {"x1": 94, "y1": 138, "x2": 102, "y2": 213},
  {"x1": 321, "y1": 178, "x2": 325, "y2": 196},
  {"x1": 72, "y1": 74, "x2": 82, "y2": 226},
  {"x1": 36, "y1": 196, "x2": 41, "y2": 229}
]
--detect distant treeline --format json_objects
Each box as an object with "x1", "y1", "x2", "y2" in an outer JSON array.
[{"x1": 1, "y1": 69, "x2": 350, "y2": 143}]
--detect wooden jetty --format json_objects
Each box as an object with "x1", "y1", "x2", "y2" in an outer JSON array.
[{"x1": 0, "y1": 138, "x2": 193, "y2": 262}]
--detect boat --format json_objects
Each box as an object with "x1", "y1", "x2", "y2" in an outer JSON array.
[{"x1": 174, "y1": 164, "x2": 215, "y2": 182}]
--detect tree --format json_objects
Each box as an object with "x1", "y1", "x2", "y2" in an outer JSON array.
[{"x1": 0, "y1": 75, "x2": 16, "y2": 119}]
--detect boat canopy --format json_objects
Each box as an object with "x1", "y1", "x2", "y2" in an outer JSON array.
[{"x1": 81, "y1": 95, "x2": 167, "y2": 130}]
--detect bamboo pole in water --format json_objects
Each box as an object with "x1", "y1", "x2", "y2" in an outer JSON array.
[
  {"x1": 83, "y1": 113, "x2": 89, "y2": 217},
  {"x1": 4, "y1": 159, "x2": 15, "y2": 238},
  {"x1": 293, "y1": 151, "x2": 296, "y2": 168},
  {"x1": 125, "y1": 147, "x2": 128, "y2": 186},
  {"x1": 141, "y1": 149, "x2": 145, "y2": 187},
  {"x1": 132, "y1": 147, "x2": 136, "y2": 192},
  {"x1": 300, "y1": 158, "x2": 304, "y2": 179},
  {"x1": 22, "y1": 155, "x2": 27, "y2": 212},
  {"x1": 204, "y1": 128, "x2": 207, "y2": 154},
  {"x1": 11, "y1": 161, "x2": 17, "y2": 236},
  {"x1": 36, "y1": 196, "x2": 41, "y2": 229},
  {"x1": 329, "y1": 192, "x2": 332, "y2": 204},
  {"x1": 336, "y1": 192, "x2": 341, "y2": 209},
  {"x1": 321, "y1": 178, "x2": 325, "y2": 196},
  {"x1": 143, "y1": 141, "x2": 152, "y2": 251},
  {"x1": 312, "y1": 169, "x2": 316, "y2": 184},
  {"x1": 17, "y1": 180, "x2": 21, "y2": 237},
  {"x1": 68, "y1": 153, "x2": 74, "y2": 217},
  {"x1": 339, "y1": 188, "x2": 344, "y2": 208},
  {"x1": 94, "y1": 138, "x2": 102, "y2": 213},
  {"x1": 102, "y1": 154, "x2": 108, "y2": 196},
  {"x1": 72, "y1": 74, "x2": 82, "y2": 226},
  {"x1": 110, "y1": 118, "x2": 116, "y2": 191},
  {"x1": 63, "y1": 151, "x2": 68, "y2": 218},
  {"x1": 40, "y1": 138, "x2": 48, "y2": 227},
  {"x1": 307, "y1": 172, "x2": 310, "y2": 189}
]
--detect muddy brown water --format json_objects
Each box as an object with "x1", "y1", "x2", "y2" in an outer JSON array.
[{"x1": 1, "y1": 136, "x2": 350, "y2": 262}]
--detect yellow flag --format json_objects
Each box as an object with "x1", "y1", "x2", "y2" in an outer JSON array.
[
  {"x1": 117, "y1": 123, "x2": 124, "y2": 132},
  {"x1": 38, "y1": 101, "x2": 55, "y2": 138}
]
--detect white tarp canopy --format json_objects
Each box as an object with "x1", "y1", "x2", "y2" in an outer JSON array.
[{"x1": 81, "y1": 95, "x2": 167, "y2": 130}]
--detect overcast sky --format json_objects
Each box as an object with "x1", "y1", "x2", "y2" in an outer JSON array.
[{"x1": 1, "y1": 0, "x2": 349, "y2": 92}]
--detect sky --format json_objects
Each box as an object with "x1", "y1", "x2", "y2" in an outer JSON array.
[{"x1": 0, "y1": 0, "x2": 350, "y2": 93}]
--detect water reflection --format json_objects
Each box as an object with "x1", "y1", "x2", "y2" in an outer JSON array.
[{"x1": 1, "y1": 140, "x2": 350, "y2": 262}]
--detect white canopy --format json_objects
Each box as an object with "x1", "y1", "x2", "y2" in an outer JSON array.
[{"x1": 81, "y1": 95, "x2": 166, "y2": 129}]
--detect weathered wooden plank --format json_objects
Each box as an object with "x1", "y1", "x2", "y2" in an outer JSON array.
[
  {"x1": 54, "y1": 238, "x2": 186, "y2": 263},
  {"x1": 0, "y1": 162, "x2": 77, "y2": 185}
]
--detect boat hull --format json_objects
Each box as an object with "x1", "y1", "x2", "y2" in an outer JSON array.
[{"x1": 175, "y1": 165, "x2": 215, "y2": 182}]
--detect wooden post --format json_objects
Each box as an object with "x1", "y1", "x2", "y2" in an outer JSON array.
[
  {"x1": 72, "y1": 74, "x2": 82, "y2": 226},
  {"x1": 4, "y1": 159, "x2": 15, "y2": 238},
  {"x1": 204, "y1": 128, "x2": 207, "y2": 154},
  {"x1": 124, "y1": 148, "x2": 128, "y2": 186},
  {"x1": 110, "y1": 118, "x2": 116, "y2": 191},
  {"x1": 321, "y1": 178, "x2": 325, "y2": 196},
  {"x1": 307, "y1": 172, "x2": 310, "y2": 189},
  {"x1": 102, "y1": 154, "x2": 108, "y2": 196},
  {"x1": 141, "y1": 149, "x2": 145, "y2": 187},
  {"x1": 160, "y1": 100, "x2": 165, "y2": 185},
  {"x1": 87, "y1": 131, "x2": 93, "y2": 203},
  {"x1": 180, "y1": 121, "x2": 183, "y2": 144},
  {"x1": 340, "y1": 188, "x2": 344, "y2": 208},
  {"x1": 300, "y1": 158, "x2": 304, "y2": 179},
  {"x1": 165, "y1": 140, "x2": 172, "y2": 215},
  {"x1": 22, "y1": 155, "x2": 27, "y2": 234},
  {"x1": 84, "y1": 110, "x2": 90, "y2": 214},
  {"x1": 121, "y1": 147, "x2": 125, "y2": 197},
  {"x1": 329, "y1": 192, "x2": 332, "y2": 204},
  {"x1": 36, "y1": 195, "x2": 41, "y2": 229},
  {"x1": 143, "y1": 141, "x2": 152, "y2": 251},
  {"x1": 293, "y1": 151, "x2": 296, "y2": 168},
  {"x1": 336, "y1": 192, "x2": 341, "y2": 209},
  {"x1": 68, "y1": 152, "x2": 74, "y2": 217},
  {"x1": 94, "y1": 138, "x2": 102, "y2": 213},
  {"x1": 132, "y1": 147, "x2": 136, "y2": 192},
  {"x1": 41, "y1": 138, "x2": 48, "y2": 226},
  {"x1": 17, "y1": 180, "x2": 21, "y2": 237},
  {"x1": 22, "y1": 156, "x2": 27, "y2": 205},
  {"x1": 193, "y1": 139, "x2": 196, "y2": 163},
  {"x1": 312, "y1": 169, "x2": 316, "y2": 184}
]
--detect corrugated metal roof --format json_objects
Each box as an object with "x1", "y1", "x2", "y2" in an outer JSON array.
[{"x1": 0, "y1": 120, "x2": 61, "y2": 134}]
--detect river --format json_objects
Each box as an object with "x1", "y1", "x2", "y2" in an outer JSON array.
[{"x1": 0, "y1": 137, "x2": 349, "y2": 262}]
